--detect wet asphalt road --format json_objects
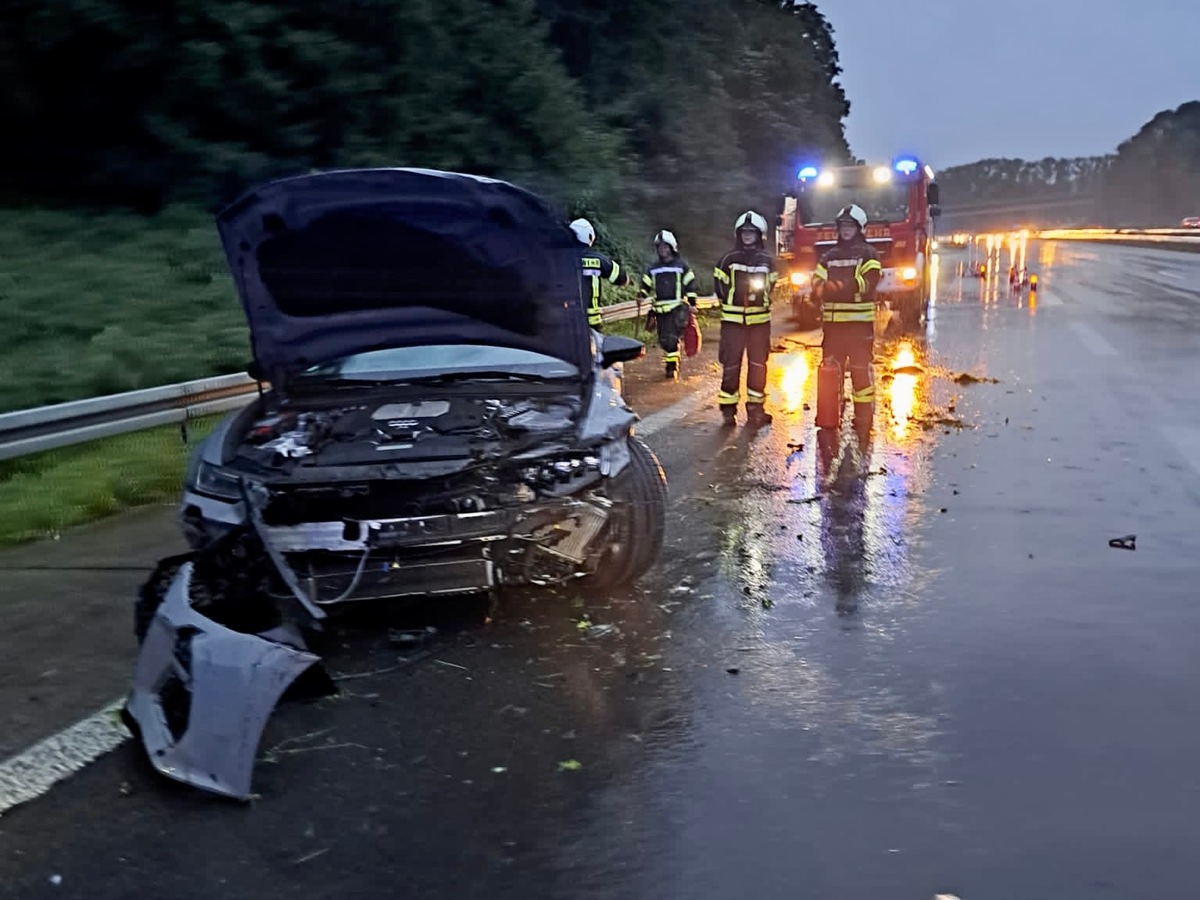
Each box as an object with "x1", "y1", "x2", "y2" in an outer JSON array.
[{"x1": 3, "y1": 239, "x2": 1200, "y2": 899}]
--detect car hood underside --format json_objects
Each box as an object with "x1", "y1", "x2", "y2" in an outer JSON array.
[{"x1": 215, "y1": 168, "x2": 593, "y2": 387}]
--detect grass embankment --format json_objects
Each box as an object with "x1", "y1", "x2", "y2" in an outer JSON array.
[
  {"x1": 0, "y1": 206, "x2": 250, "y2": 415},
  {"x1": 0, "y1": 415, "x2": 223, "y2": 547}
]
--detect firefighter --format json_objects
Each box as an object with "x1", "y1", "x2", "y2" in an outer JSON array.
[
  {"x1": 713, "y1": 211, "x2": 777, "y2": 427},
  {"x1": 569, "y1": 218, "x2": 629, "y2": 331},
  {"x1": 812, "y1": 204, "x2": 882, "y2": 431},
  {"x1": 641, "y1": 230, "x2": 698, "y2": 379}
]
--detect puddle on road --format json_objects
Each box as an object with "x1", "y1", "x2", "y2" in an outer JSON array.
[{"x1": 642, "y1": 334, "x2": 985, "y2": 775}]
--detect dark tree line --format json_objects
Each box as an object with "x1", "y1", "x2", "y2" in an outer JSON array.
[
  {"x1": 0, "y1": 0, "x2": 852, "y2": 264},
  {"x1": 1102, "y1": 101, "x2": 1200, "y2": 226},
  {"x1": 936, "y1": 156, "x2": 1113, "y2": 207}
]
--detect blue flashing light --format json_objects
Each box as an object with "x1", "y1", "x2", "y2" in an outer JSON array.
[
  {"x1": 894, "y1": 158, "x2": 919, "y2": 175},
  {"x1": 797, "y1": 166, "x2": 819, "y2": 180}
]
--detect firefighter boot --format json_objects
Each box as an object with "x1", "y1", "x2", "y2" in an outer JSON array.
[
  {"x1": 665, "y1": 361, "x2": 678, "y2": 380},
  {"x1": 746, "y1": 404, "x2": 773, "y2": 428},
  {"x1": 720, "y1": 405, "x2": 737, "y2": 427},
  {"x1": 815, "y1": 359, "x2": 844, "y2": 430}
]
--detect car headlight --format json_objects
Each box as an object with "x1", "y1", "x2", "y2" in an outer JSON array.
[
  {"x1": 901, "y1": 267, "x2": 918, "y2": 280},
  {"x1": 188, "y1": 459, "x2": 244, "y2": 501},
  {"x1": 750, "y1": 277, "x2": 765, "y2": 291},
  {"x1": 790, "y1": 272, "x2": 809, "y2": 286}
]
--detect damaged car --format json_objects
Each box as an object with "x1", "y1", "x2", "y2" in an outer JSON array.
[{"x1": 124, "y1": 168, "x2": 668, "y2": 800}]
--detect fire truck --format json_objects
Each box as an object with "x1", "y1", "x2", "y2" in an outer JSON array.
[{"x1": 774, "y1": 157, "x2": 941, "y2": 330}]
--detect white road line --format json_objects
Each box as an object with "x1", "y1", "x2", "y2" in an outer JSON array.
[
  {"x1": 635, "y1": 389, "x2": 711, "y2": 436},
  {"x1": 1159, "y1": 270, "x2": 1184, "y2": 280},
  {"x1": 1068, "y1": 322, "x2": 1120, "y2": 357},
  {"x1": 0, "y1": 386, "x2": 709, "y2": 818},
  {"x1": 0, "y1": 699, "x2": 129, "y2": 818}
]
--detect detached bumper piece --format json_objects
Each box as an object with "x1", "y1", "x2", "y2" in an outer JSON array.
[{"x1": 124, "y1": 561, "x2": 326, "y2": 801}]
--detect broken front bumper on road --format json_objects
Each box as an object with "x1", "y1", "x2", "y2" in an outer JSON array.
[{"x1": 123, "y1": 560, "x2": 325, "y2": 800}]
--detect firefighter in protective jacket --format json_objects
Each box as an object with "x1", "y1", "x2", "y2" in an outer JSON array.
[
  {"x1": 641, "y1": 230, "x2": 697, "y2": 379},
  {"x1": 570, "y1": 218, "x2": 629, "y2": 331},
  {"x1": 713, "y1": 211, "x2": 778, "y2": 427},
  {"x1": 811, "y1": 204, "x2": 882, "y2": 429}
]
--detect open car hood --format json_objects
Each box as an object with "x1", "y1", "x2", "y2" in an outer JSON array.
[{"x1": 216, "y1": 168, "x2": 593, "y2": 388}]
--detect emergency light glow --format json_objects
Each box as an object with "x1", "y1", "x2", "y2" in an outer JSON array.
[
  {"x1": 894, "y1": 159, "x2": 919, "y2": 175},
  {"x1": 797, "y1": 166, "x2": 819, "y2": 180}
]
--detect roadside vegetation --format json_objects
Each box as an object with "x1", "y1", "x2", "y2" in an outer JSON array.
[{"x1": 0, "y1": 415, "x2": 222, "y2": 546}]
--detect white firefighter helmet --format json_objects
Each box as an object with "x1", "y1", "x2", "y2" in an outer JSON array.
[
  {"x1": 653, "y1": 230, "x2": 678, "y2": 252},
  {"x1": 734, "y1": 210, "x2": 767, "y2": 236},
  {"x1": 569, "y1": 218, "x2": 596, "y2": 246},
  {"x1": 836, "y1": 204, "x2": 868, "y2": 230}
]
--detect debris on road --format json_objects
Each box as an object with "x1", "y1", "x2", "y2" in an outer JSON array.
[
  {"x1": 388, "y1": 626, "x2": 438, "y2": 648},
  {"x1": 726, "y1": 667, "x2": 740, "y2": 675},
  {"x1": 1109, "y1": 534, "x2": 1137, "y2": 551},
  {"x1": 584, "y1": 623, "x2": 618, "y2": 640},
  {"x1": 951, "y1": 371, "x2": 999, "y2": 384},
  {"x1": 558, "y1": 759, "x2": 582, "y2": 772}
]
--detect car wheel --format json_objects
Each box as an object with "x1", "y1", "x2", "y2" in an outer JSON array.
[{"x1": 589, "y1": 437, "x2": 667, "y2": 587}]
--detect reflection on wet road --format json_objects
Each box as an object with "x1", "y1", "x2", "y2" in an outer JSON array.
[{"x1": 5, "y1": 240, "x2": 1200, "y2": 899}]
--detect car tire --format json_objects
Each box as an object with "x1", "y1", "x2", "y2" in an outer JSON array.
[{"x1": 589, "y1": 437, "x2": 667, "y2": 587}]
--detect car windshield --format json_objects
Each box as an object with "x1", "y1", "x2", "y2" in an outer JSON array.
[
  {"x1": 800, "y1": 182, "x2": 911, "y2": 225},
  {"x1": 297, "y1": 345, "x2": 580, "y2": 382}
]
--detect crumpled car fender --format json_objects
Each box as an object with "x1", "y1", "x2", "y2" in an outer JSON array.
[
  {"x1": 124, "y1": 561, "x2": 323, "y2": 801},
  {"x1": 577, "y1": 367, "x2": 637, "y2": 467}
]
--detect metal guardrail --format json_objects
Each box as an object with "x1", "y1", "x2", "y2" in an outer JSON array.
[{"x1": 0, "y1": 296, "x2": 719, "y2": 461}]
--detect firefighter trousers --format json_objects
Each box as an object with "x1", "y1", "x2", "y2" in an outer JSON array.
[
  {"x1": 821, "y1": 322, "x2": 875, "y2": 406},
  {"x1": 718, "y1": 321, "x2": 771, "y2": 407},
  {"x1": 656, "y1": 305, "x2": 689, "y2": 369}
]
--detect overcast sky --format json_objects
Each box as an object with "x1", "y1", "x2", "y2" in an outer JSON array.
[{"x1": 825, "y1": 0, "x2": 1200, "y2": 169}]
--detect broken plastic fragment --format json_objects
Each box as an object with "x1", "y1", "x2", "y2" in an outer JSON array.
[
  {"x1": 558, "y1": 759, "x2": 582, "y2": 771},
  {"x1": 1108, "y1": 534, "x2": 1136, "y2": 551}
]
